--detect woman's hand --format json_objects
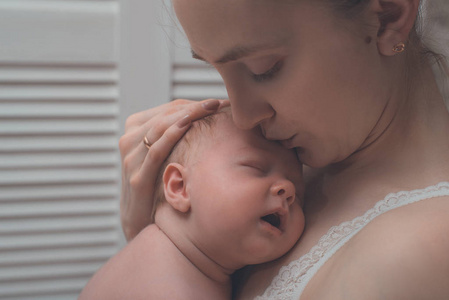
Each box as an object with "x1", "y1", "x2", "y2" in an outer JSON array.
[{"x1": 119, "y1": 98, "x2": 229, "y2": 241}]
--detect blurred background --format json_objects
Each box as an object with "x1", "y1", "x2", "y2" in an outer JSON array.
[
  {"x1": 0, "y1": 0, "x2": 445, "y2": 299},
  {"x1": 0, "y1": 0, "x2": 226, "y2": 299}
]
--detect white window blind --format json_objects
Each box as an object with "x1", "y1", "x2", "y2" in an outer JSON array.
[
  {"x1": 0, "y1": 1, "x2": 121, "y2": 299},
  {"x1": 171, "y1": 27, "x2": 228, "y2": 101}
]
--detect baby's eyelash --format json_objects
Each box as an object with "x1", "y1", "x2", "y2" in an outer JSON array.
[
  {"x1": 242, "y1": 162, "x2": 268, "y2": 174},
  {"x1": 252, "y1": 61, "x2": 283, "y2": 82}
]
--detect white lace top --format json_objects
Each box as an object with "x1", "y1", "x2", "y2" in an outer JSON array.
[{"x1": 255, "y1": 182, "x2": 449, "y2": 300}]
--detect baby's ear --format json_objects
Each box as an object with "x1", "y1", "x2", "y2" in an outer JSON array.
[{"x1": 163, "y1": 163, "x2": 191, "y2": 213}]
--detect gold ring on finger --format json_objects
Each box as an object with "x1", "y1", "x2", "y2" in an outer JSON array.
[{"x1": 143, "y1": 136, "x2": 152, "y2": 150}]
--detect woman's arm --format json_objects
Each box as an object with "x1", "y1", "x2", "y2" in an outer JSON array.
[{"x1": 119, "y1": 98, "x2": 229, "y2": 241}]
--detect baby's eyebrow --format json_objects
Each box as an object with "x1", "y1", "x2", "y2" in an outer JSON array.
[{"x1": 236, "y1": 148, "x2": 275, "y2": 162}]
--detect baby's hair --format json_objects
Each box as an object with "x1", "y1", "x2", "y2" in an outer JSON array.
[{"x1": 151, "y1": 107, "x2": 232, "y2": 219}]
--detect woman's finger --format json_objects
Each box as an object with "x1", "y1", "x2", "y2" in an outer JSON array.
[
  {"x1": 125, "y1": 98, "x2": 226, "y2": 132},
  {"x1": 125, "y1": 99, "x2": 192, "y2": 128},
  {"x1": 142, "y1": 99, "x2": 229, "y2": 144},
  {"x1": 139, "y1": 116, "x2": 192, "y2": 182},
  {"x1": 121, "y1": 119, "x2": 193, "y2": 240},
  {"x1": 120, "y1": 98, "x2": 229, "y2": 240}
]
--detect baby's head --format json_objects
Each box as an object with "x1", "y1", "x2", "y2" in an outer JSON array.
[
  {"x1": 152, "y1": 108, "x2": 233, "y2": 219},
  {"x1": 154, "y1": 108, "x2": 305, "y2": 270}
]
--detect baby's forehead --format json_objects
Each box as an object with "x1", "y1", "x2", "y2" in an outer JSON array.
[
  {"x1": 190, "y1": 110, "x2": 277, "y2": 154},
  {"x1": 207, "y1": 114, "x2": 257, "y2": 140}
]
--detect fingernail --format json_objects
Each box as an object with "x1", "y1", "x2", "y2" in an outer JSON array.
[
  {"x1": 202, "y1": 100, "x2": 220, "y2": 111},
  {"x1": 220, "y1": 100, "x2": 230, "y2": 107},
  {"x1": 177, "y1": 115, "x2": 191, "y2": 128}
]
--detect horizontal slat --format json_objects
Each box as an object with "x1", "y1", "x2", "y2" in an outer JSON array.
[
  {"x1": 0, "y1": 183, "x2": 118, "y2": 202},
  {"x1": 0, "y1": 277, "x2": 89, "y2": 298},
  {"x1": 0, "y1": 261, "x2": 104, "y2": 282},
  {"x1": 172, "y1": 84, "x2": 228, "y2": 100},
  {"x1": 0, "y1": 0, "x2": 118, "y2": 64},
  {"x1": 0, "y1": 214, "x2": 118, "y2": 235},
  {"x1": 1, "y1": 293, "x2": 81, "y2": 300},
  {"x1": 173, "y1": 33, "x2": 203, "y2": 65},
  {"x1": 0, "y1": 168, "x2": 118, "y2": 186},
  {"x1": 0, "y1": 102, "x2": 119, "y2": 118},
  {"x1": 0, "y1": 151, "x2": 118, "y2": 169},
  {"x1": 0, "y1": 246, "x2": 118, "y2": 267},
  {"x1": 0, "y1": 231, "x2": 119, "y2": 252},
  {"x1": 0, "y1": 198, "x2": 118, "y2": 218},
  {"x1": 172, "y1": 66, "x2": 224, "y2": 84},
  {"x1": 0, "y1": 136, "x2": 117, "y2": 152},
  {"x1": 0, "y1": 66, "x2": 118, "y2": 83},
  {"x1": 0, "y1": 85, "x2": 118, "y2": 101},
  {"x1": 0, "y1": 119, "x2": 118, "y2": 135}
]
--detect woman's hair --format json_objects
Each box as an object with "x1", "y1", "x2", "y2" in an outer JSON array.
[{"x1": 151, "y1": 108, "x2": 232, "y2": 219}]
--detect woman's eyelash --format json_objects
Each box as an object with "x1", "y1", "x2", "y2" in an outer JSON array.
[{"x1": 252, "y1": 61, "x2": 283, "y2": 82}]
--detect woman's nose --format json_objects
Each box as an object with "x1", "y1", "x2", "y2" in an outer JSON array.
[
  {"x1": 227, "y1": 87, "x2": 274, "y2": 130},
  {"x1": 271, "y1": 179, "x2": 296, "y2": 207}
]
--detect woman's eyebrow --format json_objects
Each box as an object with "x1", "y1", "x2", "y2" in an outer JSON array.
[
  {"x1": 191, "y1": 50, "x2": 207, "y2": 62},
  {"x1": 191, "y1": 38, "x2": 290, "y2": 65},
  {"x1": 191, "y1": 46, "x2": 261, "y2": 64}
]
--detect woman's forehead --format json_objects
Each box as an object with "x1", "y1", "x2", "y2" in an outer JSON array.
[{"x1": 173, "y1": 0, "x2": 299, "y2": 60}]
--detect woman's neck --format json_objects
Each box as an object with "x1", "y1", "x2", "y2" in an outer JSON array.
[{"x1": 311, "y1": 60, "x2": 449, "y2": 212}]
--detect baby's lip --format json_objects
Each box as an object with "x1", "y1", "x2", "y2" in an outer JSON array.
[{"x1": 260, "y1": 207, "x2": 288, "y2": 232}]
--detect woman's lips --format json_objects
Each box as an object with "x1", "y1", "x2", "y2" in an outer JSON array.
[
  {"x1": 260, "y1": 126, "x2": 297, "y2": 149},
  {"x1": 279, "y1": 135, "x2": 296, "y2": 149}
]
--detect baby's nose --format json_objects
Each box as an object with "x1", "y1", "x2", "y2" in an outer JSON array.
[{"x1": 271, "y1": 180, "x2": 295, "y2": 206}]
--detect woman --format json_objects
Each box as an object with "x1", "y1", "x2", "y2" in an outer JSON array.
[{"x1": 119, "y1": 0, "x2": 449, "y2": 299}]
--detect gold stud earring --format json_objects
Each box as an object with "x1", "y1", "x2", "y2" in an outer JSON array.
[{"x1": 392, "y1": 42, "x2": 405, "y2": 53}]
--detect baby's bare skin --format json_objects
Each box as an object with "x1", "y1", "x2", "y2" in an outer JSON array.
[
  {"x1": 81, "y1": 113, "x2": 304, "y2": 300},
  {"x1": 80, "y1": 225, "x2": 230, "y2": 300}
]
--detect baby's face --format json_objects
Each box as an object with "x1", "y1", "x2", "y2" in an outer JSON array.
[{"x1": 185, "y1": 117, "x2": 305, "y2": 269}]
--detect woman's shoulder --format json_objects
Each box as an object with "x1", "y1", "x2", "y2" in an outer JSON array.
[{"x1": 344, "y1": 194, "x2": 449, "y2": 299}]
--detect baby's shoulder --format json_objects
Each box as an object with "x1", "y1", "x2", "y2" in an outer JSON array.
[
  {"x1": 80, "y1": 224, "x2": 191, "y2": 299},
  {"x1": 346, "y1": 195, "x2": 449, "y2": 299}
]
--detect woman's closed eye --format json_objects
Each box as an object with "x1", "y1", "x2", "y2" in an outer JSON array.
[{"x1": 252, "y1": 61, "x2": 283, "y2": 83}]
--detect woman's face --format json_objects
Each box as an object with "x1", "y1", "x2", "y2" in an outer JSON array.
[{"x1": 173, "y1": 0, "x2": 390, "y2": 167}]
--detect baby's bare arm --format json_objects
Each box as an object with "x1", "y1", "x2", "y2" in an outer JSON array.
[{"x1": 79, "y1": 225, "x2": 231, "y2": 300}]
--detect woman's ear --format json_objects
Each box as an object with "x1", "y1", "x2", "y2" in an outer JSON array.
[
  {"x1": 372, "y1": 0, "x2": 420, "y2": 56},
  {"x1": 163, "y1": 163, "x2": 191, "y2": 213}
]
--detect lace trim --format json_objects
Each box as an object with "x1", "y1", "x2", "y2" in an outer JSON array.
[{"x1": 255, "y1": 182, "x2": 449, "y2": 300}]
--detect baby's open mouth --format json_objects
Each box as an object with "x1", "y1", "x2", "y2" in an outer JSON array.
[{"x1": 261, "y1": 213, "x2": 281, "y2": 229}]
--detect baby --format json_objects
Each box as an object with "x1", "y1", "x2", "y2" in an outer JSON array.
[{"x1": 79, "y1": 108, "x2": 305, "y2": 300}]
